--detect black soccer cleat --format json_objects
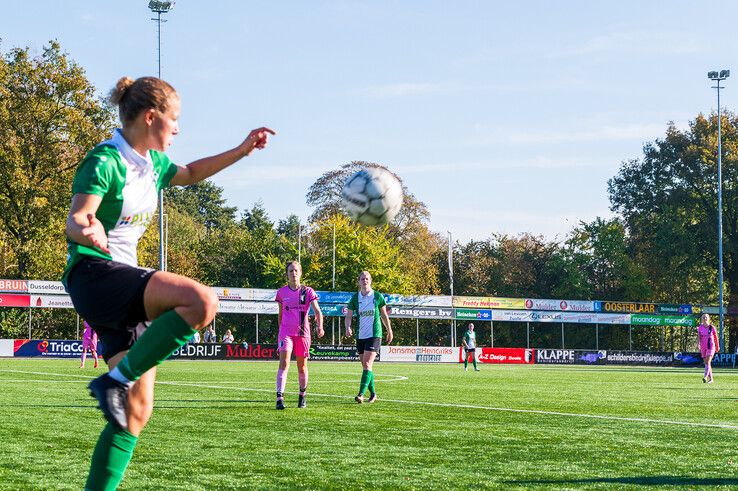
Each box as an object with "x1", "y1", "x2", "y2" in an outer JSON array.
[
  {"x1": 297, "y1": 395, "x2": 306, "y2": 408},
  {"x1": 88, "y1": 373, "x2": 130, "y2": 430},
  {"x1": 367, "y1": 393, "x2": 378, "y2": 404},
  {"x1": 276, "y1": 399, "x2": 285, "y2": 410}
]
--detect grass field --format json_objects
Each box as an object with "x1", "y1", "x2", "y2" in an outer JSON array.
[{"x1": 1, "y1": 358, "x2": 738, "y2": 490}]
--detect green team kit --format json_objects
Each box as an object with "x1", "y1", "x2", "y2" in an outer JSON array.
[
  {"x1": 347, "y1": 290, "x2": 386, "y2": 398},
  {"x1": 462, "y1": 330, "x2": 479, "y2": 371}
]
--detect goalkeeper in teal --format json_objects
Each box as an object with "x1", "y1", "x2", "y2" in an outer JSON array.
[
  {"x1": 63, "y1": 76, "x2": 274, "y2": 490},
  {"x1": 345, "y1": 271, "x2": 393, "y2": 403},
  {"x1": 462, "y1": 323, "x2": 480, "y2": 371}
]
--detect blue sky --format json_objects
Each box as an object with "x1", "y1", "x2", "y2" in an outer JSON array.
[{"x1": 2, "y1": 1, "x2": 737, "y2": 242}]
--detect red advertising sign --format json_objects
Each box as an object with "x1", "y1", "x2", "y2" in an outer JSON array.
[
  {"x1": 0, "y1": 294, "x2": 31, "y2": 307},
  {"x1": 477, "y1": 347, "x2": 535, "y2": 364},
  {"x1": 0, "y1": 279, "x2": 28, "y2": 292}
]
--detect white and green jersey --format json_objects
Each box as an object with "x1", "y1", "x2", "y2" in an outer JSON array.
[
  {"x1": 347, "y1": 290, "x2": 386, "y2": 339},
  {"x1": 463, "y1": 331, "x2": 476, "y2": 349},
  {"x1": 62, "y1": 129, "x2": 179, "y2": 283}
]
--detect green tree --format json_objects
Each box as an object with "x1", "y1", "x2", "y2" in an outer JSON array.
[
  {"x1": 167, "y1": 180, "x2": 237, "y2": 232},
  {"x1": 0, "y1": 41, "x2": 115, "y2": 278},
  {"x1": 608, "y1": 113, "x2": 736, "y2": 347}
]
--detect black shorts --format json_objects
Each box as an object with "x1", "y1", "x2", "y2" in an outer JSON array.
[
  {"x1": 66, "y1": 257, "x2": 155, "y2": 361},
  {"x1": 357, "y1": 337, "x2": 381, "y2": 354},
  {"x1": 465, "y1": 348, "x2": 476, "y2": 353}
]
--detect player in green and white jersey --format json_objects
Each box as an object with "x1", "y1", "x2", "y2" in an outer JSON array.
[
  {"x1": 462, "y1": 322, "x2": 480, "y2": 371},
  {"x1": 64, "y1": 76, "x2": 274, "y2": 490},
  {"x1": 345, "y1": 271, "x2": 393, "y2": 403}
]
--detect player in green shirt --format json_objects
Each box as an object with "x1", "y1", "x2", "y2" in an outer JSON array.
[
  {"x1": 345, "y1": 271, "x2": 393, "y2": 403},
  {"x1": 462, "y1": 322, "x2": 480, "y2": 371},
  {"x1": 65, "y1": 76, "x2": 274, "y2": 490}
]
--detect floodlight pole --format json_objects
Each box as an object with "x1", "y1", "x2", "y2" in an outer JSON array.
[
  {"x1": 150, "y1": 1, "x2": 174, "y2": 271},
  {"x1": 709, "y1": 69, "x2": 730, "y2": 349}
]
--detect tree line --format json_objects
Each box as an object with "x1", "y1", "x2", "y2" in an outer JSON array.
[{"x1": 0, "y1": 42, "x2": 734, "y2": 349}]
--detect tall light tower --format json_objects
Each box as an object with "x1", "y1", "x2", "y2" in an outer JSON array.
[
  {"x1": 149, "y1": 0, "x2": 175, "y2": 271},
  {"x1": 708, "y1": 69, "x2": 730, "y2": 349}
]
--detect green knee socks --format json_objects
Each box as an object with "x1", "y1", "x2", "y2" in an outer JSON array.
[{"x1": 85, "y1": 423, "x2": 138, "y2": 491}]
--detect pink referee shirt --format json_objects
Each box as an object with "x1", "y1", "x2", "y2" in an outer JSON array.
[{"x1": 275, "y1": 285, "x2": 318, "y2": 337}]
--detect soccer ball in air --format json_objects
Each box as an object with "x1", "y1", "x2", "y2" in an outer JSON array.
[{"x1": 341, "y1": 167, "x2": 403, "y2": 225}]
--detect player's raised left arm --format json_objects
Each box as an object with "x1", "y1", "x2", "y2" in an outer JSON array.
[{"x1": 170, "y1": 127, "x2": 275, "y2": 186}]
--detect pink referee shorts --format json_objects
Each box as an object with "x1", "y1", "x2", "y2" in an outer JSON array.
[{"x1": 278, "y1": 335, "x2": 311, "y2": 358}]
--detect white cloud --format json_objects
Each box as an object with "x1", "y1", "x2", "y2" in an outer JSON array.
[{"x1": 552, "y1": 30, "x2": 699, "y2": 58}]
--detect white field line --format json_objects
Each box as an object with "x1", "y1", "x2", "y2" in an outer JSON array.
[{"x1": 2, "y1": 369, "x2": 736, "y2": 430}]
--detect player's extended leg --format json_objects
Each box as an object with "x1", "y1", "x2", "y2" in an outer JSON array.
[
  {"x1": 472, "y1": 351, "x2": 479, "y2": 371},
  {"x1": 705, "y1": 355, "x2": 714, "y2": 384},
  {"x1": 89, "y1": 272, "x2": 216, "y2": 428},
  {"x1": 463, "y1": 349, "x2": 468, "y2": 371},
  {"x1": 276, "y1": 348, "x2": 291, "y2": 410},
  {"x1": 358, "y1": 351, "x2": 377, "y2": 402},
  {"x1": 92, "y1": 349, "x2": 99, "y2": 368},
  {"x1": 86, "y1": 352, "x2": 156, "y2": 491},
  {"x1": 296, "y1": 356, "x2": 308, "y2": 408},
  {"x1": 80, "y1": 348, "x2": 87, "y2": 368}
]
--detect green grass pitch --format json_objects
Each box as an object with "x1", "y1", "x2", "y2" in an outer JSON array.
[{"x1": 1, "y1": 358, "x2": 737, "y2": 490}]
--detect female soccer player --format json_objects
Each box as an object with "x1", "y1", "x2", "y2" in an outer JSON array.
[
  {"x1": 345, "y1": 270, "x2": 393, "y2": 403},
  {"x1": 697, "y1": 313, "x2": 720, "y2": 383},
  {"x1": 461, "y1": 322, "x2": 479, "y2": 372},
  {"x1": 63, "y1": 75, "x2": 274, "y2": 490},
  {"x1": 79, "y1": 321, "x2": 99, "y2": 369},
  {"x1": 274, "y1": 261, "x2": 324, "y2": 409}
]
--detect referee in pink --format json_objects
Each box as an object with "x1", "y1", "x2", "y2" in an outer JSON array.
[
  {"x1": 80, "y1": 321, "x2": 99, "y2": 368},
  {"x1": 274, "y1": 261, "x2": 324, "y2": 409}
]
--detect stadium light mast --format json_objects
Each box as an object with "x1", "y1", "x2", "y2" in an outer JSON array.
[
  {"x1": 149, "y1": 0, "x2": 175, "y2": 271},
  {"x1": 708, "y1": 69, "x2": 730, "y2": 349}
]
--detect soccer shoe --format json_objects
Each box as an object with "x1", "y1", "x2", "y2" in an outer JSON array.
[
  {"x1": 367, "y1": 393, "x2": 378, "y2": 404},
  {"x1": 88, "y1": 373, "x2": 129, "y2": 430},
  {"x1": 276, "y1": 399, "x2": 285, "y2": 410},
  {"x1": 297, "y1": 395, "x2": 306, "y2": 408},
  {"x1": 474, "y1": 368, "x2": 480, "y2": 372},
  {"x1": 707, "y1": 378, "x2": 714, "y2": 384},
  {"x1": 464, "y1": 367, "x2": 468, "y2": 372},
  {"x1": 355, "y1": 394, "x2": 364, "y2": 404},
  {"x1": 703, "y1": 376, "x2": 707, "y2": 383},
  {"x1": 93, "y1": 361, "x2": 99, "y2": 368}
]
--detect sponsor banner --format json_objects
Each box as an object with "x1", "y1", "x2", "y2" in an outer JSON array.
[
  {"x1": 455, "y1": 309, "x2": 492, "y2": 320},
  {"x1": 0, "y1": 294, "x2": 30, "y2": 308},
  {"x1": 711, "y1": 353, "x2": 737, "y2": 367},
  {"x1": 561, "y1": 312, "x2": 598, "y2": 323},
  {"x1": 700, "y1": 306, "x2": 720, "y2": 315},
  {"x1": 595, "y1": 313, "x2": 631, "y2": 325},
  {"x1": 381, "y1": 345, "x2": 457, "y2": 363},
  {"x1": 453, "y1": 296, "x2": 526, "y2": 310},
  {"x1": 631, "y1": 314, "x2": 663, "y2": 326},
  {"x1": 595, "y1": 301, "x2": 656, "y2": 314},
  {"x1": 536, "y1": 349, "x2": 607, "y2": 365},
  {"x1": 0, "y1": 339, "x2": 15, "y2": 357},
  {"x1": 316, "y1": 291, "x2": 353, "y2": 304},
  {"x1": 492, "y1": 310, "x2": 533, "y2": 322},
  {"x1": 315, "y1": 304, "x2": 347, "y2": 317},
  {"x1": 658, "y1": 304, "x2": 693, "y2": 315},
  {"x1": 388, "y1": 306, "x2": 453, "y2": 319},
  {"x1": 28, "y1": 280, "x2": 66, "y2": 295},
  {"x1": 31, "y1": 294, "x2": 74, "y2": 309},
  {"x1": 13, "y1": 339, "x2": 103, "y2": 358},
  {"x1": 0, "y1": 279, "x2": 28, "y2": 293},
  {"x1": 602, "y1": 351, "x2": 675, "y2": 365},
  {"x1": 477, "y1": 347, "x2": 534, "y2": 364},
  {"x1": 309, "y1": 345, "x2": 360, "y2": 361},
  {"x1": 525, "y1": 299, "x2": 595, "y2": 312},
  {"x1": 662, "y1": 315, "x2": 696, "y2": 327},
  {"x1": 529, "y1": 311, "x2": 564, "y2": 323},
  {"x1": 384, "y1": 294, "x2": 452, "y2": 307},
  {"x1": 217, "y1": 301, "x2": 278, "y2": 315},
  {"x1": 212, "y1": 288, "x2": 277, "y2": 302},
  {"x1": 170, "y1": 343, "x2": 279, "y2": 360}
]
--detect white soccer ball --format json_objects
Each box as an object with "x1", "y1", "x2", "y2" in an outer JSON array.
[{"x1": 341, "y1": 167, "x2": 403, "y2": 225}]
